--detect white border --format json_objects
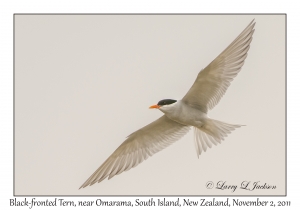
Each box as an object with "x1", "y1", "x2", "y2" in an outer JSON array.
[{"x1": 0, "y1": 0, "x2": 297, "y2": 209}]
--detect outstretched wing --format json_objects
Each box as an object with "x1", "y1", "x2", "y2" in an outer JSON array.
[
  {"x1": 182, "y1": 20, "x2": 255, "y2": 113},
  {"x1": 79, "y1": 115, "x2": 190, "y2": 189}
]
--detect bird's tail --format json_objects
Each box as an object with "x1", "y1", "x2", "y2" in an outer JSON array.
[{"x1": 194, "y1": 118, "x2": 243, "y2": 157}]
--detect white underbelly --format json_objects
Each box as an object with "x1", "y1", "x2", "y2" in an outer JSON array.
[{"x1": 164, "y1": 103, "x2": 207, "y2": 127}]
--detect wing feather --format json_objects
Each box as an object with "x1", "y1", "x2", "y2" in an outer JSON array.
[
  {"x1": 182, "y1": 20, "x2": 255, "y2": 113},
  {"x1": 79, "y1": 115, "x2": 190, "y2": 189}
]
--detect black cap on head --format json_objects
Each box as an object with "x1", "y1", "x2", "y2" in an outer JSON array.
[{"x1": 157, "y1": 99, "x2": 177, "y2": 106}]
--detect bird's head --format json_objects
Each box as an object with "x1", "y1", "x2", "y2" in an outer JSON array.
[{"x1": 149, "y1": 99, "x2": 178, "y2": 113}]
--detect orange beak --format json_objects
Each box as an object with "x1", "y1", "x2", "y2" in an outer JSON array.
[{"x1": 149, "y1": 104, "x2": 160, "y2": 109}]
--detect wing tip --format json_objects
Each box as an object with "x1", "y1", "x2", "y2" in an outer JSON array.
[{"x1": 79, "y1": 181, "x2": 93, "y2": 190}]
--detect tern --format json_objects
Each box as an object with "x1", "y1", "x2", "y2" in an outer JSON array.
[{"x1": 80, "y1": 20, "x2": 255, "y2": 189}]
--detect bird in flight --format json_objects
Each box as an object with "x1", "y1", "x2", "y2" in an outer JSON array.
[{"x1": 79, "y1": 19, "x2": 255, "y2": 189}]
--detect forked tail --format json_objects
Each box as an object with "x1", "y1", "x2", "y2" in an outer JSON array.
[{"x1": 194, "y1": 118, "x2": 244, "y2": 157}]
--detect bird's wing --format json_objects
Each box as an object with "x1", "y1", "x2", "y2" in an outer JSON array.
[
  {"x1": 182, "y1": 20, "x2": 255, "y2": 113},
  {"x1": 79, "y1": 115, "x2": 190, "y2": 189}
]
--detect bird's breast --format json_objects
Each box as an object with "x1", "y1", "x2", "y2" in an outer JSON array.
[{"x1": 163, "y1": 101, "x2": 206, "y2": 127}]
